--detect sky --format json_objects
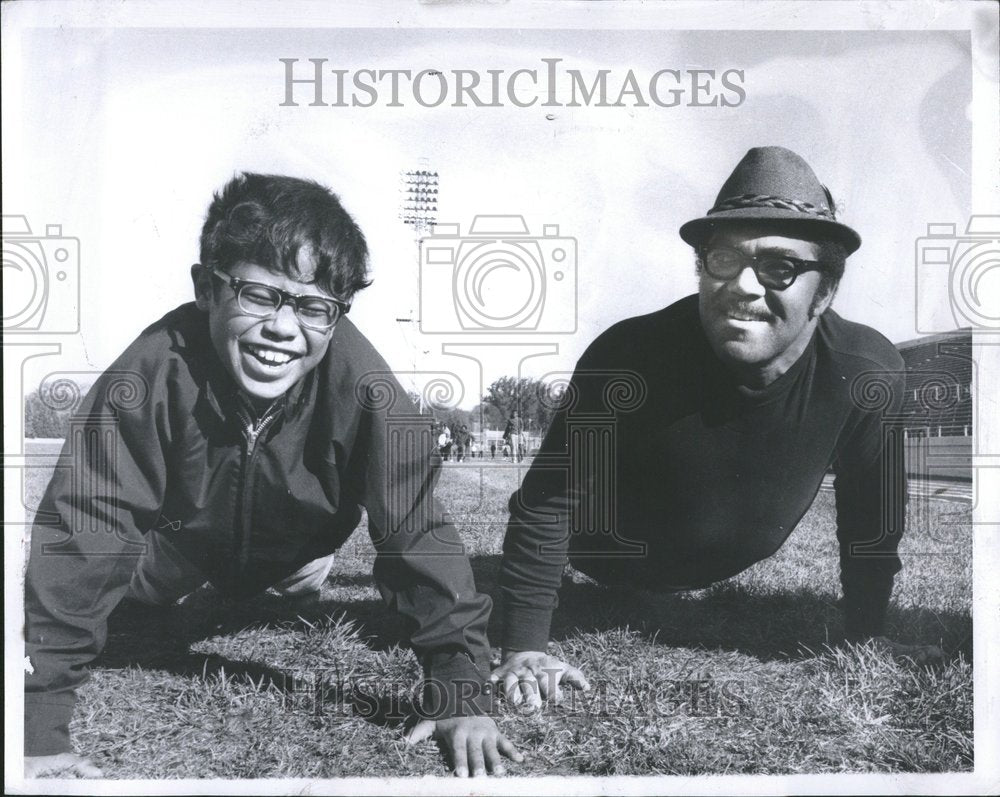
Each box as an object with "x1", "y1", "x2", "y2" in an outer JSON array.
[{"x1": 2, "y1": 9, "x2": 989, "y2": 413}]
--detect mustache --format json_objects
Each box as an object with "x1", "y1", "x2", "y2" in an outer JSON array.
[{"x1": 719, "y1": 301, "x2": 775, "y2": 322}]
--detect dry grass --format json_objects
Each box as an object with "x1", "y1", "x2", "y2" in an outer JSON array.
[{"x1": 21, "y1": 457, "x2": 972, "y2": 777}]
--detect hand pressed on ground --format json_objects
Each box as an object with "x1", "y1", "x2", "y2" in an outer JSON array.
[
  {"x1": 405, "y1": 715, "x2": 522, "y2": 777},
  {"x1": 489, "y1": 650, "x2": 591, "y2": 709}
]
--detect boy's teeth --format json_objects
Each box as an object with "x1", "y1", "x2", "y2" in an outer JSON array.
[{"x1": 249, "y1": 345, "x2": 292, "y2": 364}]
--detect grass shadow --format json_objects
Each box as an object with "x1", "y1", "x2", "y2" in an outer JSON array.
[
  {"x1": 471, "y1": 554, "x2": 973, "y2": 662},
  {"x1": 98, "y1": 587, "x2": 422, "y2": 731}
]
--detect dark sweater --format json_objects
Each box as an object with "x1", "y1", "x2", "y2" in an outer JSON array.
[{"x1": 500, "y1": 294, "x2": 906, "y2": 651}]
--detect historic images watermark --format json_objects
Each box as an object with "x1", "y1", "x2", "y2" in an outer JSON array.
[
  {"x1": 279, "y1": 58, "x2": 746, "y2": 109},
  {"x1": 912, "y1": 214, "x2": 997, "y2": 528},
  {"x1": 914, "y1": 215, "x2": 1000, "y2": 334},
  {"x1": 2, "y1": 215, "x2": 81, "y2": 336},
  {"x1": 419, "y1": 215, "x2": 577, "y2": 335},
  {"x1": 273, "y1": 668, "x2": 745, "y2": 720}
]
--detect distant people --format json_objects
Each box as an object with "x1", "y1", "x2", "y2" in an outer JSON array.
[
  {"x1": 503, "y1": 412, "x2": 526, "y2": 463},
  {"x1": 490, "y1": 441, "x2": 497, "y2": 459},
  {"x1": 437, "y1": 427, "x2": 452, "y2": 461},
  {"x1": 455, "y1": 424, "x2": 471, "y2": 462}
]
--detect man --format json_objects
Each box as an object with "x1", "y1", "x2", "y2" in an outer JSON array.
[
  {"x1": 491, "y1": 147, "x2": 939, "y2": 705},
  {"x1": 25, "y1": 173, "x2": 519, "y2": 778},
  {"x1": 455, "y1": 424, "x2": 471, "y2": 463},
  {"x1": 503, "y1": 412, "x2": 526, "y2": 463}
]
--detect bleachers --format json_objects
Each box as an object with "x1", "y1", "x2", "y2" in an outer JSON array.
[{"x1": 896, "y1": 330, "x2": 972, "y2": 437}]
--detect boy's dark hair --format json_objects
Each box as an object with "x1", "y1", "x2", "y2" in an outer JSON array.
[{"x1": 199, "y1": 173, "x2": 372, "y2": 299}]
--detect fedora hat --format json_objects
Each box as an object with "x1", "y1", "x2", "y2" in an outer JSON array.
[{"x1": 679, "y1": 146, "x2": 861, "y2": 254}]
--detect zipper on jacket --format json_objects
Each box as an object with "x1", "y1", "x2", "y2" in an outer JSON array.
[{"x1": 234, "y1": 399, "x2": 284, "y2": 571}]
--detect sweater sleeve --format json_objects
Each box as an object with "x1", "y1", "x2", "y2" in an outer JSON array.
[
  {"x1": 498, "y1": 413, "x2": 575, "y2": 652},
  {"x1": 356, "y1": 374, "x2": 494, "y2": 719},
  {"x1": 497, "y1": 338, "x2": 620, "y2": 653},
  {"x1": 832, "y1": 367, "x2": 907, "y2": 640},
  {"x1": 25, "y1": 368, "x2": 167, "y2": 755}
]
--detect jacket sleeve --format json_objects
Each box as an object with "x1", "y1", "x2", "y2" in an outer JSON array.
[
  {"x1": 357, "y1": 375, "x2": 493, "y2": 719},
  {"x1": 832, "y1": 368, "x2": 907, "y2": 640},
  {"x1": 25, "y1": 369, "x2": 166, "y2": 756}
]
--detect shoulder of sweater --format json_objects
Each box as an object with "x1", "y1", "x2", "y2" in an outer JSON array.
[
  {"x1": 581, "y1": 295, "x2": 699, "y2": 366},
  {"x1": 817, "y1": 309, "x2": 904, "y2": 375}
]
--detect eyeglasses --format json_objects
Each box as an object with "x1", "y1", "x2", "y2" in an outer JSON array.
[
  {"x1": 700, "y1": 247, "x2": 824, "y2": 291},
  {"x1": 207, "y1": 269, "x2": 349, "y2": 331}
]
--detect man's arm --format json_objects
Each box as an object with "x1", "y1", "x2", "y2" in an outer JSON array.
[
  {"x1": 25, "y1": 369, "x2": 166, "y2": 762},
  {"x1": 832, "y1": 368, "x2": 907, "y2": 640}
]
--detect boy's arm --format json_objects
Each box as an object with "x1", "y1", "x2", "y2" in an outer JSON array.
[
  {"x1": 357, "y1": 384, "x2": 493, "y2": 719},
  {"x1": 25, "y1": 370, "x2": 166, "y2": 757}
]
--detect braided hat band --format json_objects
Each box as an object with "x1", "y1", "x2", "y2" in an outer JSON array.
[
  {"x1": 709, "y1": 193, "x2": 835, "y2": 220},
  {"x1": 679, "y1": 147, "x2": 861, "y2": 254}
]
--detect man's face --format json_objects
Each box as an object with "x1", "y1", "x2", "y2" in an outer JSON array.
[
  {"x1": 697, "y1": 225, "x2": 832, "y2": 382},
  {"x1": 193, "y1": 259, "x2": 337, "y2": 403}
]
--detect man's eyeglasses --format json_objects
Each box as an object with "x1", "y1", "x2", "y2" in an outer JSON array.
[
  {"x1": 207, "y1": 269, "x2": 349, "y2": 332},
  {"x1": 700, "y1": 247, "x2": 825, "y2": 291}
]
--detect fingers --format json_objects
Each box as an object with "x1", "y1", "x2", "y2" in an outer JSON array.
[
  {"x1": 403, "y1": 719, "x2": 435, "y2": 745},
  {"x1": 497, "y1": 733, "x2": 524, "y2": 763},
  {"x1": 518, "y1": 674, "x2": 542, "y2": 709},
  {"x1": 73, "y1": 759, "x2": 104, "y2": 778},
  {"x1": 24, "y1": 754, "x2": 103, "y2": 779},
  {"x1": 561, "y1": 665, "x2": 591, "y2": 692},
  {"x1": 502, "y1": 671, "x2": 520, "y2": 704},
  {"x1": 482, "y1": 735, "x2": 505, "y2": 776},
  {"x1": 467, "y1": 734, "x2": 486, "y2": 777},
  {"x1": 450, "y1": 730, "x2": 469, "y2": 778}
]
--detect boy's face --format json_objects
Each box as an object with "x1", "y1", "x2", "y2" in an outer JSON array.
[{"x1": 193, "y1": 259, "x2": 337, "y2": 402}]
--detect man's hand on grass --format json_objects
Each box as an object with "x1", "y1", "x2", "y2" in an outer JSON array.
[
  {"x1": 405, "y1": 715, "x2": 522, "y2": 777},
  {"x1": 870, "y1": 636, "x2": 945, "y2": 667},
  {"x1": 24, "y1": 753, "x2": 102, "y2": 778},
  {"x1": 489, "y1": 650, "x2": 590, "y2": 709}
]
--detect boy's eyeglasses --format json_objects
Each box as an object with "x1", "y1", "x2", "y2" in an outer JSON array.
[
  {"x1": 700, "y1": 247, "x2": 824, "y2": 291},
  {"x1": 207, "y1": 269, "x2": 349, "y2": 331}
]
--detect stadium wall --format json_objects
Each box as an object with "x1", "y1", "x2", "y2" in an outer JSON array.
[{"x1": 904, "y1": 436, "x2": 972, "y2": 482}]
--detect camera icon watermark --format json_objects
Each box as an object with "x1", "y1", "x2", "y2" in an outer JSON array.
[
  {"x1": 419, "y1": 214, "x2": 577, "y2": 334},
  {"x1": 915, "y1": 215, "x2": 1000, "y2": 333},
  {"x1": 2, "y1": 215, "x2": 80, "y2": 334}
]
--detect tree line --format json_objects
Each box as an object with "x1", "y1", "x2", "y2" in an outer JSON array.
[{"x1": 24, "y1": 375, "x2": 563, "y2": 439}]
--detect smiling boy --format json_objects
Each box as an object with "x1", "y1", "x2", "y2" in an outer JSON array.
[{"x1": 24, "y1": 173, "x2": 518, "y2": 778}]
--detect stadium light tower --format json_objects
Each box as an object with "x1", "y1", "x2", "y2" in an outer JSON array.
[
  {"x1": 397, "y1": 163, "x2": 440, "y2": 414},
  {"x1": 399, "y1": 167, "x2": 439, "y2": 236}
]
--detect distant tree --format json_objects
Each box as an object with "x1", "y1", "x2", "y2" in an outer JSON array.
[
  {"x1": 474, "y1": 402, "x2": 504, "y2": 432},
  {"x1": 24, "y1": 390, "x2": 72, "y2": 438},
  {"x1": 482, "y1": 375, "x2": 561, "y2": 437}
]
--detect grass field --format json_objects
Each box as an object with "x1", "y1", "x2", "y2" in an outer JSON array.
[{"x1": 20, "y1": 455, "x2": 972, "y2": 777}]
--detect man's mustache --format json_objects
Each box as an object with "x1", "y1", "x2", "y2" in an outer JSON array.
[{"x1": 718, "y1": 301, "x2": 776, "y2": 322}]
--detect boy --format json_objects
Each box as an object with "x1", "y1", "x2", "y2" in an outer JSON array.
[{"x1": 25, "y1": 173, "x2": 518, "y2": 778}]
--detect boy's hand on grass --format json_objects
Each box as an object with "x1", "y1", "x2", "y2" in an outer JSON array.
[
  {"x1": 405, "y1": 716, "x2": 522, "y2": 777},
  {"x1": 24, "y1": 753, "x2": 103, "y2": 778},
  {"x1": 490, "y1": 650, "x2": 590, "y2": 709},
  {"x1": 870, "y1": 636, "x2": 945, "y2": 667}
]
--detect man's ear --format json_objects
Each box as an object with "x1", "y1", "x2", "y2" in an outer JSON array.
[
  {"x1": 191, "y1": 263, "x2": 213, "y2": 311},
  {"x1": 809, "y1": 284, "x2": 837, "y2": 320}
]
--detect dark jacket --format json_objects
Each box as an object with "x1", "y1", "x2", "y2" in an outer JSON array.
[{"x1": 25, "y1": 303, "x2": 492, "y2": 756}]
